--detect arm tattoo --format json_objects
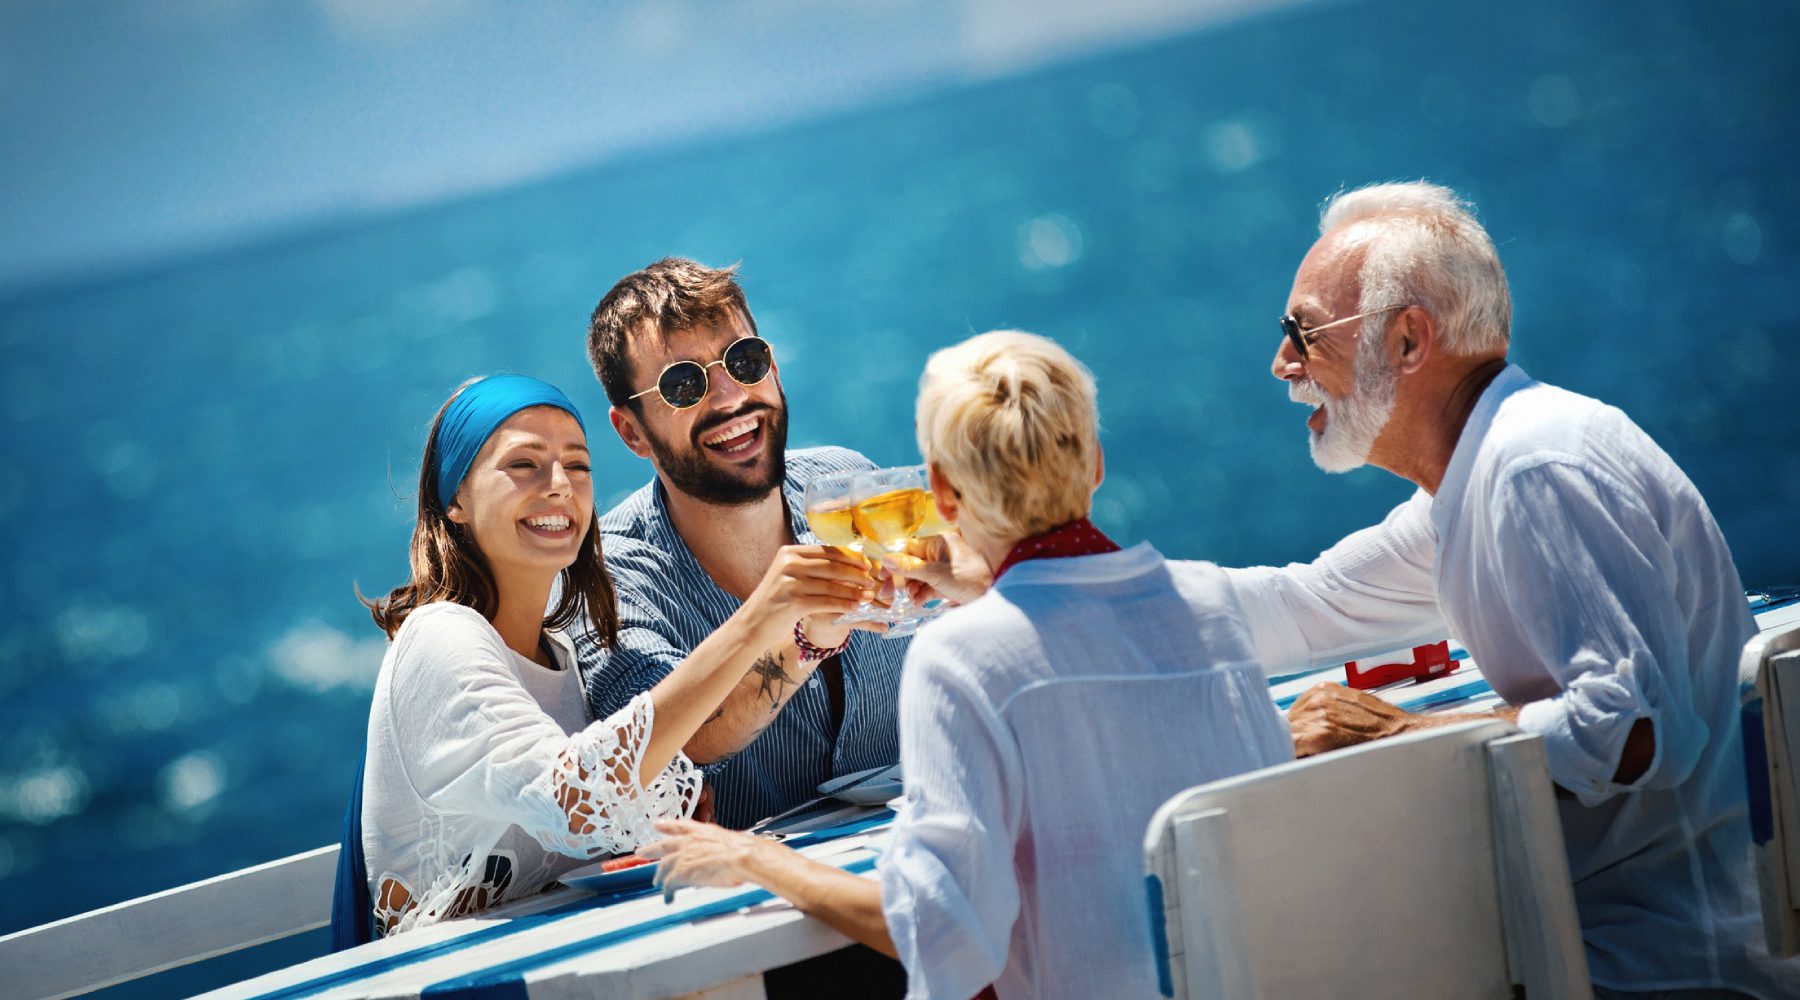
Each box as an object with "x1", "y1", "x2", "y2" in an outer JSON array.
[{"x1": 751, "y1": 651, "x2": 798, "y2": 712}]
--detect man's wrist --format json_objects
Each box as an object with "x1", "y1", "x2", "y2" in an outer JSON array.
[
  {"x1": 740, "y1": 590, "x2": 798, "y2": 648},
  {"x1": 740, "y1": 833, "x2": 790, "y2": 882},
  {"x1": 741, "y1": 835, "x2": 820, "y2": 907},
  {"x1": 795, "y1": 617, "x2": 851, "y2": 660},
  {"x1": 1395, "y1": 710, "x2": 1453, "y2": 736}
]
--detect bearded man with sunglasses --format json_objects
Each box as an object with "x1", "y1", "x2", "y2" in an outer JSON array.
[
  {"x1": 576, "y1": 258, "x2": 908, "y2": 845},
  {"x1": 1224, "y1": 182, "x2": 1796, "y2": 998}
]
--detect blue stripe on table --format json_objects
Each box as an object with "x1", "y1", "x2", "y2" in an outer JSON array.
[
  {"x1": 241, "y1": 812, "x2": 891, "y2": 1000},
  {"x1": 422, "y1": 855, "x2": 882, "y2": 1000}
]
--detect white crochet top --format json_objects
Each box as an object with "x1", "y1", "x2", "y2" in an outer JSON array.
[{"x1": 360, "y1": 602, "x2": 698, "y2": 936}]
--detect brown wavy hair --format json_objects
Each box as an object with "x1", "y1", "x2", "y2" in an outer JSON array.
[
  {"x1": 360, "y1": 380, "x2": 621, "y2": 647},
  {"x1": 587, "y1": 257, "x2": 756, "y2": 410}
]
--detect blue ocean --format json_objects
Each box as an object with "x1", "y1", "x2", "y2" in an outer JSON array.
[{"x1": 2, "y1": 0, "x2": 1796, "y2": 992}]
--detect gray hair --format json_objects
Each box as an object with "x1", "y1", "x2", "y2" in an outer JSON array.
[{"x1": 1319, "y1": 182, "x2": 1511, "y2": 356}]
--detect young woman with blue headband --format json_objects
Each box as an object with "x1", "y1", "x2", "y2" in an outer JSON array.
[{"x1": 338, "y1": 374, "x2": 871, "y2": 939}]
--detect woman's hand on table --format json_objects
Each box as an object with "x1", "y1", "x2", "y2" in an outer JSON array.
[
  {"x1": 645, "y1": 818, "x2": 897, "y2": 956},
  {"x1": 641, "y1": 818, "x2": 782, "y2": 902}
]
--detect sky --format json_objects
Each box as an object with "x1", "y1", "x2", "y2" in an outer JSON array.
[{"x1": 0, "y1": 0, "x2": 1306, "y2": 297}]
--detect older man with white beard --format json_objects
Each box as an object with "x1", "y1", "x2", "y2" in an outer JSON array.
[{"x1": 1224, "y1": 181, "x2": 1798, "y2": 998}]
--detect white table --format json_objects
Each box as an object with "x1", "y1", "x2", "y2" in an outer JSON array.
[
  {"x1": 197, "y1": 803, "x2": 890, "y2": 1000},
  {"x1": 196, "y1": 656, "x2": 1513, "y2": 1000},
  {"x1": 200, "y1": 601, "x2": 1800, "y2": 1000}
]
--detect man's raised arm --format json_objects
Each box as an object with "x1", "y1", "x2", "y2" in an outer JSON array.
[{"x1": 660, "y1": 544, "x2": 874, "y2": 763}]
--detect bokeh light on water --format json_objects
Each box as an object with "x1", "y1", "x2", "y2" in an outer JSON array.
[{"x1": 0, "y1": 0, "x2": 1795, "y2": 956}]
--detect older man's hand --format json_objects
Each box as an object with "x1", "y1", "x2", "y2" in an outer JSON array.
[
  {"x1": 1287, "y1": 682, "x2": 1422, "y2": 757},
  {"x1": 639, "y1": 818, "x2": 777, "y2": 902}
]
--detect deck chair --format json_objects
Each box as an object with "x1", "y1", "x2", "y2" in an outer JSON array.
[
  {"x1": 0, "y1": 845, "x2": 337, "y2": 1000},
  {"x1": 1742, "y1": 618, "x2": 1800, "y2": 958},
  {"x1": 1143, "y1": 720, "x2": 1588, "y2": 1000}
]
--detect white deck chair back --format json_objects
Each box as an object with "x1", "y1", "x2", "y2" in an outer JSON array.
[
  {"x1": 1744, "y1": 619, "x2": 1800, "y2": 957},
  {"x1": 1143, "y1": 719, "x2": 1588, "y2": 1000}
]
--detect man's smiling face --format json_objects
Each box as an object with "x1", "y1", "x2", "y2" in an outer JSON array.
[
  {"x1": 1278, "y1": 228, "x2": 1400, "y2": 473},
  {"x1": 616, "y1": 309, "x2": 789, "y2": 505}
]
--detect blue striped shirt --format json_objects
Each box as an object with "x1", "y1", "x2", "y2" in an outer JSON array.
[{"x1": 576, "y1": 446, "x2": 907, "y2": 830}]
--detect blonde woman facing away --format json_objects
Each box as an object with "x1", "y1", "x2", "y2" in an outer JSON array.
[
  {"x1": 641, "y1": 332, "x2": 1295, "y2": 999},
  {"x1": 331, "y1": 374, "x2": 871, "y2": 943}
]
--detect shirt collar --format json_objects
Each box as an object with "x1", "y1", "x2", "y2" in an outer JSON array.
[
  {"x1": 1431, "y1": 362, "x2": 1533, "y2": 537},
  {"x1": 644, "y1": 457, "x2": 807, "y2": 567}
]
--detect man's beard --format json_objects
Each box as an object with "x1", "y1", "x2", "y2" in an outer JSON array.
[
  {"x1": 644, "y1": 390, "x2": 790, "y2": 506},
  {"x1": 1288, "y1": 321, "x2": 1398, "y2": 473}
]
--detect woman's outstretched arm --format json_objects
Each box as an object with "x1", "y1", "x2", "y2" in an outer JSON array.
[{"x1": 638, "y1": 818, "x2": 895, "y2": 957}]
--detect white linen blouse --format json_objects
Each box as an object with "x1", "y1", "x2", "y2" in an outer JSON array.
[
  {"x1": 360, "y1": 601, "x2": 699, "y2": 936},
  {"x1": 878, "y1": 545, "x2": 1294, "y2": 1000}
]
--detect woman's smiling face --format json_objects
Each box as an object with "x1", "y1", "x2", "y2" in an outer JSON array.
[{"x1": 446, "y1": 405, "x2": 593, "y2": 583}]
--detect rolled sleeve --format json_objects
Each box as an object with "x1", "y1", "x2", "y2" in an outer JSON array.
[
  {"x1": 1491, "y1": 459, "x2": 1708, "y2": 806},
  {"x1": 578, "y1": 605, "x2": 681, "y2": 715},
  {"x1": 577, "y1": 526, "x2": 687, "y2": 722},
  {"x1": 1514, "y1": 650, "x2": 1670, "y2": 806}
]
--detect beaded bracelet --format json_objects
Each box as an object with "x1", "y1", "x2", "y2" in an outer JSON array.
[{"x1": 793, "y1": 619, "x2": 850, "y2": 662}]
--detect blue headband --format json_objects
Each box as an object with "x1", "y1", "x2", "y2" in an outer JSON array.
[{"x1": 432, "y1": 374, "x2": 586, "y2": 509}]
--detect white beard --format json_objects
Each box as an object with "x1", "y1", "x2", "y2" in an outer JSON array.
[{"x1": 1288, "y1": 330, "x2": 1398, "y2": 473}]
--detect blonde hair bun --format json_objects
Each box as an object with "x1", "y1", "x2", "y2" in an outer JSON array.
[{"x1": 914, "y1": 330, "x2": 1099, "y2": 543}]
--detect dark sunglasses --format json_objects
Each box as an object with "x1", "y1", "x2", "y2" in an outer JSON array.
[
  {"x1": 1279, "y1": 305, "x2": 1407, "y2": 362},
  {"x1": 628, "y1": 336, "x2": 775, "y2": 409}
]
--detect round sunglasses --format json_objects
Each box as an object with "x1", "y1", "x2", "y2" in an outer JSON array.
[{"x1": 628, "y1": 336, "x2": 775, "y2": 409}]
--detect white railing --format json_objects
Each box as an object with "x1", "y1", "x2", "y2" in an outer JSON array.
[{"x1": 0, "y1": 845, "x2": 337, "y2": 1000}]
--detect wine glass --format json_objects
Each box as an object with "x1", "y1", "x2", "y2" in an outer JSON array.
[
  {"x1": 803, "y1": 471, "x2": 882, "y2": 624},
  {"x1": 851, "y1": 466, "x2": 932, "y2": 635},
  {"x1": 899, "y1": 465, "x2": 956, "y2": 625}
]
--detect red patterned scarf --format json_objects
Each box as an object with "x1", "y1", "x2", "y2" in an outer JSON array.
[{"x1": 992, "y1": 517, "x2": 1121, "y2": 579}]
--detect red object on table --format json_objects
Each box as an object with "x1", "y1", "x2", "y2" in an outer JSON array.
[
  {"x1": 1343, "y1": 640, "x2": 1460, "y2": 691},
  {"x1": 599, "y1": 854, "x2": 655, "y2": 873}
]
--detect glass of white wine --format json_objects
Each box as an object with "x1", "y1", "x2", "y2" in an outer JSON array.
[
  {"x1": 803, "y1": 471, "x2": 882, "y2": 624},
  {"x1": 907, "y1": 466, "x2": 955, "y2": 624},
  {"x1": 850, "y1": 466, "x2": 934, "y2": 636}
]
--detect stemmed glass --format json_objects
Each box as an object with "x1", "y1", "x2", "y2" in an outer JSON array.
[
  {"x1": 906, "y1": 465, "x2": 955, "y2": 624},
  {"x1": 850, "y1": 466, "x2": 933, "y2": 636},
  {"x1": 802, "y1": 471, "x2": 882, "y2": 624}
]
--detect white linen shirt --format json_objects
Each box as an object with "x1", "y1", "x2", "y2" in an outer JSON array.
[
  {"x1": 1227, "y1": 364, "x2": 1797, "y2": 995},
  {"x1": 362, "y1": 602, "x2": 699, "y2": 936},
  {"x1": 879, "y1": 544, "x2": 1294, "y2": 1000}
]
